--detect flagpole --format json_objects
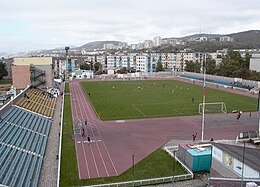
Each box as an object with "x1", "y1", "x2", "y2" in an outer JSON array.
[{"x1": 201, "y1": 53, "x2": 206, "y2": 142}]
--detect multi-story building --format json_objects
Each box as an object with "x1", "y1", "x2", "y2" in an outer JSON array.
[
  {"x1": 144, "y1": 40, "x2": 153, "y2": 48},
  {"x1": 219, "y1": 36, "x2": 233, "y2": 42},
  {"x1": 12, "y1": 57, "x2": 54, "y2": 90},
  {"x1": 249, "y1": 53, "x2": 260, "y2": 72},
  {"x1": 107, "y1": 55, "x2": 116, "y2": 70},
  {"x1": 107, "y1": 55, "x2": 136, "y2": 71},
  {"x1": 160, "y1": 53, "x2": 177, "y2": 70},
  {"x1": 136, "y1": 54, "x2": 156, "y2": 72},
  {"x1": 153, "y1": 36, "x2": 162, "y2": 47}
]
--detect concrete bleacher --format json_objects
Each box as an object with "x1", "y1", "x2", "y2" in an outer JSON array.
[
  {"x1": 0, "y1": 106, "x2": 51, "y2": 187},
  {"x1": 16, "y1": 88, "x2": 56, "y2": 118}
]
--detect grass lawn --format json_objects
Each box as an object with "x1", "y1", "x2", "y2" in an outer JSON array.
[
  {"x1": 0, "y1": 78, "x2": 12, "y2": 85},
  {"x1": 60, "y1": 94, "x2": 186, "y2": 187},
  {"x1": 81, "y1": 80, "x2": 257, "y2": 120}
]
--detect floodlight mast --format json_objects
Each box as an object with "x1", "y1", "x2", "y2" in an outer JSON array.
[
  {"x1": 201, "y1": 53, "x2": 206, "y2": 142},
  {"x1": 65, "y1": 46, "x2": 69, "y2": 82}
]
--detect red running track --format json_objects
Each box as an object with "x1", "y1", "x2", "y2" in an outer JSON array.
[
  {"x1": 70, "y1": 81, "x2": 118, "y2": 179},
  {"x1": 70, "y1": 79, "x2": 258, "y2": 179}
]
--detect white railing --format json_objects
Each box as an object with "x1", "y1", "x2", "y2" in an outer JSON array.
[
  {"x1": 164, "y1": 146, "x2": 194, "y2": 179},
  {"x1": 83, "y1": 174, "x2": 192, "y2": 187},
  {"x1": 57, "y1": 82, "x2": 65, "y2": 187},
  {"x1": 210, "y1": 177, "x2": 260, "y2": 182}
]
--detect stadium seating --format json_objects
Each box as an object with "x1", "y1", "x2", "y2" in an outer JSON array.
[
  {"x1": 0, "y1": 106, "x2": 51, "y2": 187},
  {"x1": 16, "y1": 88, "x2": 56, "y2": 118}
]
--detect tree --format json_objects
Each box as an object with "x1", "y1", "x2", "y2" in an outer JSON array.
[
  {"x1": 184, "y1": 60, "x2": 200, "y2": 73},
  {"x1": 249, "y1": 71, "x2": 260, "y2": 81},
  {"x1": 219, "y1": 50, "x2": 242, "y2": 77},
  {"x1": 156, "y1": 61, "x2": 163, "y2": 72},
  {"x1": 80, "y1": 63, "x2": 90, "y2": 70},
  {"x1": 206, "y1": 59, "x2": 216, "y2": 75},
  {"x1": 117, "y1": 67, "x2": 128, "y2": 74},
  {"x1": 242, "y1": 52, "x2": 251, "y2": 69},
  {"x1": 0, "y1": 62, "x2": 8, "y2": 81},
  {"x1": 94, "y1": 62, "x2": 102, "y2": 74}
]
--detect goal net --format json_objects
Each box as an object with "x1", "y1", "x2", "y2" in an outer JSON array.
[{"x1": 199, "y1": 102, "x2": 227, "y2": 114}]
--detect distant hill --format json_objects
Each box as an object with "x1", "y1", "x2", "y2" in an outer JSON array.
[
  {"x1": 77, "y1": 41, "x2": 125, "y2": 50},
  {"x1": 159, "y1": 30, "x2": 260, "y2": 52},
  {"x1": 9, "y1": 30, "x2": 260, "y2": 56},
  {"x1": 227, "y1": 30, "x2": 260, "y2": 47}
]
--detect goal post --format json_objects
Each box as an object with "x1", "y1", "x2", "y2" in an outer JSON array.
[{"x1": 199, "y1": 102, "x2": 227, "y2": 114}]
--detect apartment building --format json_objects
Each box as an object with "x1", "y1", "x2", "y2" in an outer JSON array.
[
  {"x1": 249, "y1": 53, "x2": 260, "y2": 72},
  {"x1": 107, "y1": 55, "x2": 136, "y2": 70},
  {"x1": 161, "y1": 53, "x2": 177, "y2": 69},
  {"x1": 153, "y1": 36, "x2": 162, "y2": 47},
  {"x1": 136, "y1": 54, "x2": 156, "y2": 72},
  {"x1": 219, "y1": 36, "x2": 233, "y2": 42}
]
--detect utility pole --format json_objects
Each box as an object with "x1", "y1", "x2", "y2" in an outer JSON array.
[
  {"x1": 132, "y1": 154, "x2": 135, "y2": 187},
  {"x1": 201, "y1": 53, "x2": 206, "y2": 142},
  {"x1": 241, "y1": 142, "x2": 246, "y2": 187}
]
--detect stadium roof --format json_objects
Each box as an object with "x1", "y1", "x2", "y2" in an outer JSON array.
[{"x1": 212, "y1": 143, "x2": 260, "y2": 172}]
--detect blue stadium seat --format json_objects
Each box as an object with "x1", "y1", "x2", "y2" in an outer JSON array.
[
  {"x1": 24, "y1": 155, "x2": 38, "y2": 187},
  {"x1": 2, "y1": 150, "x2": 22, "y2": 185},
  {"x1": 40, "y1": 137, "x2": 48, "y2": 155},
  {"x1": 31, "y1": 157, "x2": 43, "y2": 187},
  {"x1": 1, "y1": 125, "x2": 15, "y2": 142},
  {"x1": 8, "y1": 127, "x2": 22, "y2": 146},
  {"x1": 29, "y1": 115, "x2": 38, "y2": 131},
  {"x1": 35, "y1": 135, "x2": 43, "y2": 154},
  {"x1": 17, "y1": 154, "x2": 33, "y2": 187},
  {"x1": 25, "y1": 132, "x2": 36, "y2": 150},
  {"x1": 0, "y1": 122, "x2": 10, "y2": 137},
  {"x1": 15, "y1": 128, "x2": 27, "y2": 148},
  {"x1": 0, "y1": 146, "x2": 11, "y2": 170},
  {"x1": 9, "y1": 151, "x2": 27, "y2": 187},
  {"x1": 11, "y1": 109, "x2": 25, "y2": 125},
  {"x1": 20, "y1": 131, "x2": 31, "y2": 150},
  {"x1": 33, "y1": 117, "x2": 43, "y2": 133},
  {"x1": 0, "y1": 148, "x2": 16, "y2": 181},
  {"x1": 31, "y1": 134, "x2": 39, "y2": 153},
  {"x1": 24, "y1": 115, "x2": 35, "y2": 130},
  {"x1": 46, "y1": 120, "x2": 52, "y2": 136},
  {"x1": 0, "y1": 105, "x2": 53, "y2": 187}
]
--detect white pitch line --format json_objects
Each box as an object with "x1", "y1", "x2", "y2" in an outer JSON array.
[
  {"x1": 132, "y1": 104, "x2": 145, "y2": 116},
  {"x1": 173, "y1": 109, "x2": 182, "y2": 114}
]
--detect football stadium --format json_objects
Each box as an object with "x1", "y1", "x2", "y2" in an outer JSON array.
[{"x1": 0, "y1": 57, "x2": 260, "y2": 187}]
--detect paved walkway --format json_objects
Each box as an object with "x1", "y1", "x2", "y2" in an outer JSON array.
[{"x1": 38, "y1": 84, "x2": 63, "y2": 187}]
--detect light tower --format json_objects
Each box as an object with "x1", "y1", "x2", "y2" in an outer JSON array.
[{"x1": 65, "y1": 46, "x2": 69, "y2": 82}]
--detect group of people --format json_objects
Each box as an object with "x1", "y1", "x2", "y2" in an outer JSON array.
[
  {"x1": 81, "y1": 128, "x2": 91, "y2": 142},
  {"x1": 42, "y1": 91, "x2": 54, "y2": 99},
  {"x1": 81, "y1": 119, "x2": 91, "y2": 142}
]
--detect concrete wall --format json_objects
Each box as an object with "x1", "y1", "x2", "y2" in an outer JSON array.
[
  {"x1": 212, "y1": 146, "x2": 260, "y2": 178},
  {"x1": 250, "y1": 54, "x2": 260, "y2": 72},
  {"x1": 12, "y1": 65, "x2": 31, "y2": 89},
  {"x1": 14, "y1": 57, "x2": 53, "y2": 66}
]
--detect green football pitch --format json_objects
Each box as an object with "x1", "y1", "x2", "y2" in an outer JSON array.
[{"x1": 81, "y1": 80, "x2": 257, "y2": 120}]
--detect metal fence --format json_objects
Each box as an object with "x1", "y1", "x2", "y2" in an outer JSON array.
[{"x1": 84, "y1": 174, "x2": 193, "y2": 187}]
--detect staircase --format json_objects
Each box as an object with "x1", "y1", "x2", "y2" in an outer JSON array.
[{"x1": 30, "y1": 66, "x2": 46, "y2": 87}]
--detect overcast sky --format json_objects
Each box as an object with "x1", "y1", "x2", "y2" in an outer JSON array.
[{"x1": 1, "y1": 0, "x2": 260, "y2": 54}]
